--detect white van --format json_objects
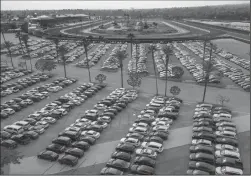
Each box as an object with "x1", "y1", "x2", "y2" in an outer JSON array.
[{"x1": 3, "y1": 125, "x2": 24, "y2": 134}]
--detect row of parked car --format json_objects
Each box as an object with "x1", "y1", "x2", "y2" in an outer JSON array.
[
  {"x1": 187, "y1": 103, "x2": 243, "y2": 175},
  {"x1": 211, "y1": 47, "x2": 249, "y2": 71},
  {"x1": 0, "y1": 82, "x2": 105, "y2": 149},
  {"x1": 76, "y1": 43, "x2": 110, "y2": 68},
  {"x1": 1, "y1": 68, "x2": 33, "y2": 84},
  {"x1": 173, "y1": 43, "x2": 221, "y2": 84},
  {"x1": 101, "y1": 44, "x2": 128, "y2": 72},
  {"x1": 1, "y1": 77, "x2": 77, "y2": 119},
  {"x1": 100, "y1": 95, "x2": 182, "y2": 175},
  {"x1": 10, "y1": 39, "x2": 51, "y2": 56},
  {"x1": 1, "y1": 72, "x2": 52, "y2": 98},
  {"x1": 36, "y1": 87, "x2": 137, "y2": 166},
  {"x1": 181, "y1": 42, "x2": 250, "y2": 91},
  {"x1": 128, "y1": 44, "x2": 148, "y2": 76}
]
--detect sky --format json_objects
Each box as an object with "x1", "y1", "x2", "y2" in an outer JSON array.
[{"x1": 1, "y1": 1, "x2": 249, "y2": 10}]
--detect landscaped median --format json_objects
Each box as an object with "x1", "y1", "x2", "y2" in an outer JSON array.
[{"x1": 187, "y1": 103, "x2": 244, "y2": 175}]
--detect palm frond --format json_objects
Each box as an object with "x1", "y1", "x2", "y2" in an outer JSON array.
[
  {"x1": 148, "y1": 45, "x2": 157, "y2": 54},
  {"x1": 203, "y1": 61, "x2": 217, "y2": 73},
  {"x1": 162, "y1": 46, "x2": 173, "y2": 56},
  {"x1": 114, "y1": 50, "x2": 128, "y2": 63},
  {"x1": 58, "y1": 45, "x2": 68, "y2": 57}
]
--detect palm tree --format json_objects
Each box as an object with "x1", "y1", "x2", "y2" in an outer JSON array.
[
  {"x1": 82, "y1": 39, "x2": 92, "y2": 82},
  {"x1": 162, "y1": 45, "x2": 173, "y2": 97},
  {"x1": 3, "y1": 41, "x2": 15, "y2": 68},
  {"x1": 127, "y1": 33, "x2": 135, "y2": 62},
  {"x1": 15, "y1": 31, "x2": 28, "y2": 70},
  {"x1": 20, "y1": 33, "x2": 33, "y2": 71},
  {"x1": 114, "y1": 50, "x2": 128, "y2": 88},
  {"x1": 148, "y1": 44, "x2": 159, "y2": 95},
  {"x1": 202, "y1": 43, "x2": 218, "y2": 102},
  {"x1": 58, "y1": 45, "x2": 68, "y2": 78},
  {"x1": 52, "y1": 38, "x2": 59, "y2": 62}
]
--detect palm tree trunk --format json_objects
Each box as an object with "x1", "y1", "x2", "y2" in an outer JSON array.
[
  {"x1": 120, "y1": 62, "x2": 124, "y2": 88},
  {"x1": 63, "y1": 59, "x2": 67, "y2": 78},
  {"x1": 84, "y1": 44, "x2": 91, "y2": 82},
  {"x1": 130, "y1": 38, "x2": 133, "y2": 62},
  {"x1": 152, "y1": 51, "x2": 158, "y2": 95},
  {"x1": 202, "y1": 44, "x2": 213, "y2": 102},
  {"x1": 202, "y1": 40, "x2": 206, "y2": 78},
  {"x1": 26, "y1": 48, "x2": 33, "y2": 71},
  {"x1": 2, "y1": 32, "x2": 15, "y2": 68},
  {"x1": 164, "y1": 56, "x2": 169, "y2": 97},
  {"x1": 18, "y1": 37, "x2": 28, "y2": 70}
]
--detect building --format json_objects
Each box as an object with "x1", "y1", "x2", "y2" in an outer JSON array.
[{"x1": 29, "y1": 14, "x2": 89, "y2": 28}]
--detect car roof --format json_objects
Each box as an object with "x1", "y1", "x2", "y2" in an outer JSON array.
[{"x1": 149, "y1": 142, "x2": 162, "y2": 147}]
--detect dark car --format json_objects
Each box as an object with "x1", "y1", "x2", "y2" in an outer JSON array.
[
  {"x1": 111, "y1": 105, "x2": 123, "y2": 112},
  {"x1": 215, "y1": 137, "x2": 238, "y2": 147},
  {"x1": 192, "y1": 132, "x2": 216, "y2": 141},
  {"x1": 1, "y1": 139, "x2": 18, "y2": 149},
  {"x1": 11, "y1": 134, "x2": 30, "y2": 145},
  {"x1": 104, "y1": 108, "x2": 118, "y2": 115},
  {"x1": 46, "y1": 143, "x2": 66, "y2": 154},
  {"x1": 115, "y1": 102, "x2": 127, "y2": 108},
  {"x1": 86, "y1": 124, "x2": 103, "y2": 132},
  {"x1": 106, "y1": 158, "x2": 130, "y2": 172},
  {"x1": 0, "y1": 131, "x2": 12, "y2": 140},
  {"x1": 144, "y1": 136, "x2": 164, "y2": 144},
  {"x1": 23, "y1": 118, "x2": 37, "y2": 125},
  {"x1": 187, "y1": 169, "x2": 210, "y2": 175},
  {"x1": 37, "y1": 150, "x2": 59, "y2": 161},
  {"x1": 71, "y1": 141, "x2": 90, "y2": 151},
  {"x1": 116, "y1": 143, "x2": 136, "y2": 154},
  {"x1": 100, "y1": 112, "x2": 115, "y2": 119},
  {"x1": 79, "y1": 136, "x2": 96, "y2": 145},
  {"x1": 130, "y1": 164, "x2": 154, "y2": 175},
  {"x1": 193, "y1": 126, "x2": 214, "y2": 133},
  {"x1": 216, "y1": 157, "x2": 243, "y2": 169},
  {"x1": 134, "y1": 117, "x2": 154, "y2": 125},
  {"x1": 52, "y1": 136, "x2": 72, "y2": 146},
  {"x1": 188, "y1": 161, "x2": 215, "y2": 174},
  {"x1": 65, "y1": 148, "x2": 84, "y2": 158},
  {"x1": 1, "y1": 112, "x2": 9, "y2": 119},
  {"x1": 193, "y1": 121, "x2": 211, "y2": 127},
  {"x1": 58, "y1": 154, "x2": 78, "y2": 167},
  {"x1": 111, "y1": 151, "x2": 131, "y2": 162},
  {"x1": 134, "y1": 156, "x2": 156, "y2": 168},
  {"x1": 23, "y1": 131, "x2": 39, "y2": 140},
  {"x1": 190, "y1": 145, "x2": 214, "y2": 154},
  {"x1": 148, "y1": 131, "x2": 168, "y2": 140},
  {"x1": 100, "y1": 167, "x2": 123, "y2": 175},
  {"x1": 58, "y1": 130, "x2": 80, "y2": 141},
  {"x1": 9, "y1": 104, "x2": 22, "y2": 112},
  {"x1": 190, "y1": 152, "x2": 215, "y2": 164}
]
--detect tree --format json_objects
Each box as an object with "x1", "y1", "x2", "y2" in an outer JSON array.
[
  {"x1": 15, "y1": 31, "x2": 28, "y2": 70},
  {"x1": 170, "y1": 86, "x2": 181, "y2": 97},
  {"x1": 216, "y1": 95, "x2": 230, "y2": 106},
  {"x1": 127, "y1": 71, "x2": 142, "y2": 89},
  {"x1": 3, "y1": 41, "x2": 15, "y2": 68},
  {"x1": 82, "y1": 39, "x2": 92, "y2": 82},
  {"x1": 35, "y1": 59, "x2": 57, "y2": 72},
  {"x1": 162, "y1": 45, "x2": 173, "y2": 97},
  {"x1": 172, "y1": 66, "x2": 184, "y2": 79},
  {"x1": 148, "y1": 44, "x2": 159, "y2": 95},
  {"x1": 1, "y1": 147, "x2": 23, "y2": 174},
  {"x1": 114, "y1": 50, "x2": 128, "y2": 88},
  {"x1": 202, "y1": 43, "x2": 218, "y2": 102},
  {"x1": 18, "y1": 61, "x2": 26, "y2": 69},
  {"x1": 20, "y1": 33, "x2": 33, "y2": 71},
  {"x1": 52, "y1": 38, "x2": 59, "y2": 62},
  {"x1": 58, "y1": 45, "x2": 68, "y2": 78},
  {"x1": 95, "y1": 74, "x2": 106, "y2": 84}
]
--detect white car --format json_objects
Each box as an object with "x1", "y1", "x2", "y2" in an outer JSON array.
[
  {"x1": 132, "y1": 122, "x2": 149, "y2": 128},
  {"x1": 152, "y1": 125, "x2": 169, "y2": 133},
  {"x1": 129, "y1": 126, "x2": 148, "y2": 135},
  {"x1": 70, "y1": 122, "x2": 88, "y2": 130},
  {"x1": 94, "y1": 103, "x2": 107, "y2": 110},
  {"x1": 215, "y1": 166, "x2": 243, "y2": 175},
  {"x1": 91, "y1": 121, "x2": 108, "y2": 129},
  {"x1": 120, "y1": 137, "x2": 141, "y2": 147},
  {"x1": 215, "y1": 122, "x2": 236, "y2": 127},
  {"x1": 195, "y1": 103, "x2": 213, "y2": 109},
  {"x1": 54, "y1": 108, "x2": 68, "y2": 115},
  {"x1": 2, "y1": 108, "x2": 15, "y2": 115},
  {"x1": 192, "y1": 139, "x2": 212, "y2": 146},
  {"x1": 81, "y1": 130, "x2": 100, "y2": 139},
  {"x1": 135, "y1": 148, "x2": 157, "y2": 159},
  {"x1": 65, "y1": 126, "x2": 82, "y2": 133},
  {"x1": 151, "y1": 121, "x2": 170, "y2": 127},
  {"x1": 215, "y1": 150, "x2": 241, "y2": 160},
  {"x1": 215, "y1": 144, "x2": 239, "y2": 153},
  {"x1": 217, "y1": 126, "x2": 236, "y2": 132},
  {"x1": 75, "y1": 118, "x2": 92, "y2": 124},
  {"x1": 35, "y1": 121, "x2": 49, "y2": 129},
  {"x1": 215, "y1": 130, "x2": 237, "y2": 139},
  {"x1": 141, "y1": 141, "x2": 163, "y2": 153},
  {"x1": 155, "y1": 117, "x2": 173, "y2": 124},
  {"x1": 97, "y1": 116, "x2": 111, "y2": 123},
  {"x1": 41, "y1": 117, "x2": 56, "y2": 124}
]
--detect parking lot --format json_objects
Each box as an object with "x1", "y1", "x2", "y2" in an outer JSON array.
[{"x1": 1, "y1": 19, "x2": 250, "y2": 175}]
